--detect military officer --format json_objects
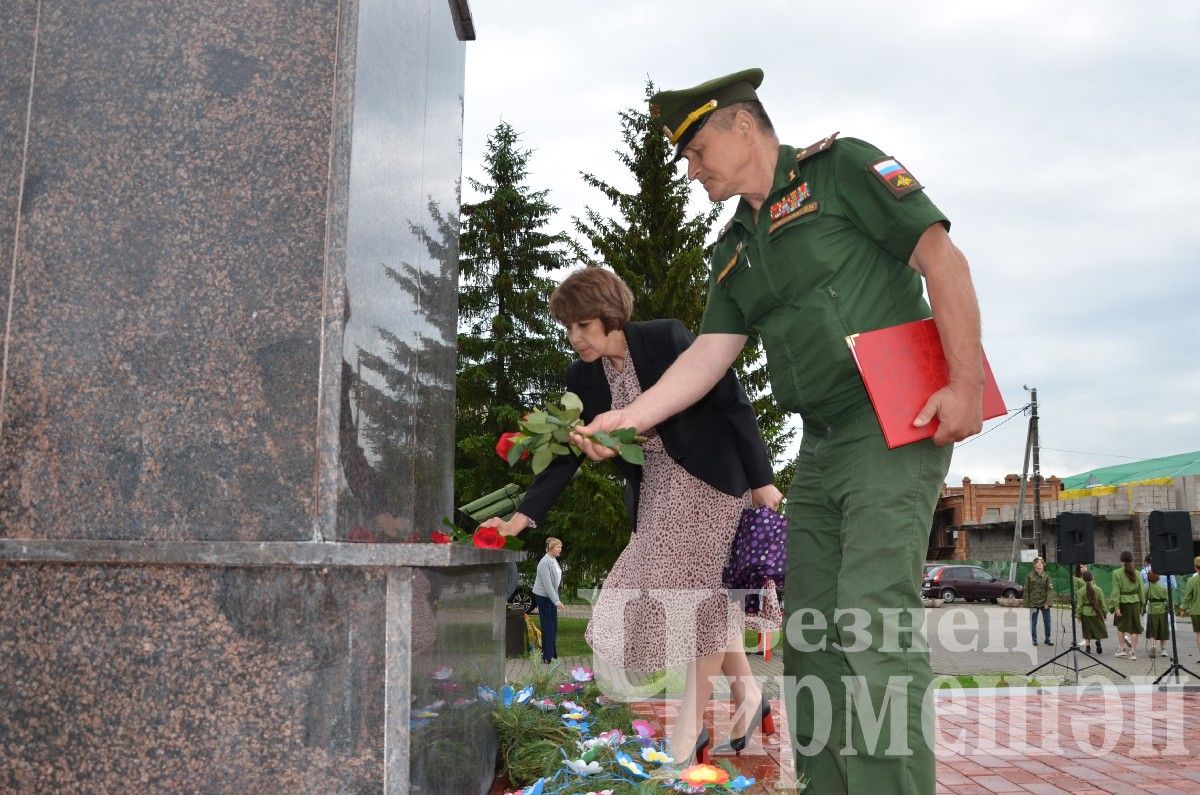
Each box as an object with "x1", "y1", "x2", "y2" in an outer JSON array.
[{"x1": 573, "y1": 67, "x2": 984, "y2": 793}]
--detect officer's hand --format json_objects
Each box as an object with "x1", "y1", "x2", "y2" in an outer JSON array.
[
  {"x1": 913, "y1": 383, "x2": 983, "y2": 446},
  {"x1": 751, "y1": 484, "x2": 783, "y2": 512},
  {"x1": 571, "y1": 410, "x2": 633, "y2": 461}
]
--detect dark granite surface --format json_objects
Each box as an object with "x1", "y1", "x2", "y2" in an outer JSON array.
[
  {"x1": 334, "y1": 0, "x2": 464, "y2": 543},
  {"x1": 0, "y1": 0, "x2": 339, "y2": 541},
  {"x1": 0, "y1": 564, "x2": 386, "y2": 792},
  {"x1": 0, "y1": 2, "x2": 39, "y2": 357}
]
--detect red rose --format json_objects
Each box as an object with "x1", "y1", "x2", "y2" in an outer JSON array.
[
  {"x1": 472, "y1": 526, "x2": 506, "y2": 550},
  {"x1": 431, "y1": 530, "x2": 452, "y2": 544},
  {"x1": 495, "y1": 431, "x2": 529, "y2": 462}
]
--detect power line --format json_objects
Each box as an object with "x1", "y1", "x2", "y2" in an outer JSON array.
[
  {"x1": 955, "y1": 404, "x2": 1031, "y2": 449},
  {"x1": 1038, "y1": 447, "x2": 1144, "y2": 461}
]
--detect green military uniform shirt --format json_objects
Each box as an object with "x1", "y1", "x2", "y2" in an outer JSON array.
[
  {"x1": 1108, "y1": 571, "x2": 1146, "y2": 611},
  {"x1": 699, "y1": 135, "x2": 949, "y2": 424},
  {"x1": 1075, "y1": 582, "x2": 1105, "y2": 617},
  {"x1": 1146, "y1": 581, "x2": 1169, "y2": 615},
  {"x1": 1180, "y1": 575, "x2": 1200, "y2": 616},
  {"x1": 1024, "y1": 569, "x2": 1054, "y2": 608}
]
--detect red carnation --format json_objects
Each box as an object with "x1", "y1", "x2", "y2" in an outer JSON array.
[
  {"x1": 472, "y1": 526, "x2": 507, "y2": 550},
  {"x1": 495, "y1": 431, "x2": 529, "y2": 463},
  {"x1": 431, "y1": 530, "x2": 452, "y2": 544}
]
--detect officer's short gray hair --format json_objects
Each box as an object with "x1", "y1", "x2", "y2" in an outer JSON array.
[{"x1": 711, "y1": 100, "x2": 776, "y2": 136}]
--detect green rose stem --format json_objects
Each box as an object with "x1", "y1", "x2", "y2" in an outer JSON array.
[{"x1": 507, "y1": 392, "x2": 648, "y2": 475}]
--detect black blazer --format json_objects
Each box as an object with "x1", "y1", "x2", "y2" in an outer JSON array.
[{"x1": 517, "y1": 319, "x2": 774, "y2": 528}]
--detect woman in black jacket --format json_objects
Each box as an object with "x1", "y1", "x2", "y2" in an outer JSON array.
[{"x1": 484, "y1": 268, "x2": 782, "y2": 764}]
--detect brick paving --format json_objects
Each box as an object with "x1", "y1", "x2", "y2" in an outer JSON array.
[
  {"x1": 625, "y1": 689, "x2": 1200, "y2": 793},
  {"x1": 500, "y1": 603, "x2": 1200, "y2": 792}
]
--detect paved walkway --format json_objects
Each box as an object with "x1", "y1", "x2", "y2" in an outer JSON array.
[
  {"x1": 508, "y1": 603, "x2": 1200, "y2": 691},
  {"x1": 624, "y1": 689, "x2": 1200, "y2": 793},
  {"x1": 500, "y1": 604, "x2": 1200, "y2": 792}
]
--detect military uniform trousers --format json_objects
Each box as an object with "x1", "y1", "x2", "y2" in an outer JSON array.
[{"x1": 784, "y1": 404, "x2": 951, "y2": 795}]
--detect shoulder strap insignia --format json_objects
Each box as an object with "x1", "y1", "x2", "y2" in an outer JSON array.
[
  {"x1": 795, "y1": 131, "x2": 840, "y2": 164},
  {"x1": 715, "y1": 217, "x2": 735, "y2": 241}
]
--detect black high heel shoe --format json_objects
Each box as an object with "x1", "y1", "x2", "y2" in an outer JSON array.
[
  {"x1": 669, "y1": 725, "x2": 710, "y2": 766},
  {"x1": 728, "y1": 698, "x2": 774, "y2": 754}
]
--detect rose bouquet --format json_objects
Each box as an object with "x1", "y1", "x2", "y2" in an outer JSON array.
[{"x1": 497, "y1": 392, "x2": 644, "y2": 475}]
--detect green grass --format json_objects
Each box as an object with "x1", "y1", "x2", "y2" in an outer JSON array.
[
  {"x1": 936, "y1": 673, "x2": 1051, "y2": 689},
  {"x1": 537, "y1": 615, "x2": 783, "y2": 659},
  {"x1": 533, "y1": 616, "x2": 593, "y2": 658}
]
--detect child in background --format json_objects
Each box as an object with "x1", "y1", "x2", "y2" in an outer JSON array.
[
  {"x1": 1072, "y1": 563, "x2": 1089, "y2": 649},
  {"x1": 1109, "y1": 550, "x2": 1146, "y2": 660},
  {"x1": 1076, "y1": 570, "x2": 1107, "y2": 654},
  {"x1": 1179, "y1": 557, "x2": 1200, "y2": 660},
  {"x1": 1144, "y1": 571, "x2": 1170, "y2": 658}
]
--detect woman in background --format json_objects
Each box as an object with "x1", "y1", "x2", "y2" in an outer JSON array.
[{"x1": 532, "y1": 537, "x2": 565, "y2": 665}]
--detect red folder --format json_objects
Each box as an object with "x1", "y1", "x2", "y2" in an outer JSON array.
[{"x1": 846, "y1": 318, "x2": 1007, "y2": 449}]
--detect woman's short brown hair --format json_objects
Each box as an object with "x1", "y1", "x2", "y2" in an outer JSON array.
[{"x1": 549, "y1": 268, "x2": 634, "y2": 333}]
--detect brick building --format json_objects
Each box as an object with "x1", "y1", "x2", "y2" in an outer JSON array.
[
  {"x1": 931, "y1": 451, "x2": 1200, "y2": 565},
  {"x1": 930, "y1": 474, "x2": 1062, "y2": 560}
]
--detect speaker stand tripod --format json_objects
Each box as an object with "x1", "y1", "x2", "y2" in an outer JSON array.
[
  {"x1": 1027, "y1": 581, "x2": 1123, "y2": 682},
  {"x1": 1153, "y1": 578, "x2": 1200, "y2": 685}
]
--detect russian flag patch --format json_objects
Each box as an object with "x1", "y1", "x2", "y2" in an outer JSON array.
[{"x1": 869, "y1": 156, "x2": 923, "y2": 198}]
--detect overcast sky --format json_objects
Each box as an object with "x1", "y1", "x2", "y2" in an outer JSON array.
[{"x1": 460, "y1": 0, "x2": 1200, "y2": 486}]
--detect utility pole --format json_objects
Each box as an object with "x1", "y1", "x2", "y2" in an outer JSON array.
[
  {"x1": 1030, "y1": 388, "x2": 1042, "y2": 557},
  {"x1": 1007, "y1": 412, "x2": 1033, "y2": 583},
  {"x1": 1007, "y1": 386, "x2": 1039, "y2": 583}
]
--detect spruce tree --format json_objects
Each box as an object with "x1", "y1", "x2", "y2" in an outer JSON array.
[{"x1": 456, "y1": 122, "x2": 572, "y2": 509}]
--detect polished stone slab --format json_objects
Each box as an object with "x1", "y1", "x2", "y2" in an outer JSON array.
[
  {"x1": 0, "y1": 557, "x2": 509, "y2": 793},
  {"x1": 0, "y1": 0, "x2": 342, "y2": 542}
]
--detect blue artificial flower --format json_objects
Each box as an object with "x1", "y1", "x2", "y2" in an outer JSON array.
[
  {"x1": 506, "y1": 778, "x2": 545, "y2": 795},
  {"x1": 614, "y1": 750, "x2": 648, "y2": 779},
  {"x1": 477, "y1": 685, "x2": 497, "y2": 702},
  {"x1": 563, "y1": 719, "x2": 591, "y2": 734},
  {"x1": 727, "y1": 775, "x2": 756, "y2": 791}
]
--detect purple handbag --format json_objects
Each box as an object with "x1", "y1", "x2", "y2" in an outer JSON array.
[{"x1": 722, "y1": 506, "x2": 787, "y2": 613}]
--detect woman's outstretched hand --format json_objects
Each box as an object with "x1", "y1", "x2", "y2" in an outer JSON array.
[{"x1": 480, "y1": 514, "x2": 525, "y2": 537}]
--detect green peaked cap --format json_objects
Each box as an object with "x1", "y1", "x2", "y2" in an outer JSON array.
[{"x1": 649, "y1": 68, "x2": 764, "y2": 162}]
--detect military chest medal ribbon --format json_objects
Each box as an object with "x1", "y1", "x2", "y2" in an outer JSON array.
[{"x1": 768, "y1": 182, "x2": 811, "y2": 222}]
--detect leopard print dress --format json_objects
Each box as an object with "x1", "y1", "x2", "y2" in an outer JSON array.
[{"x1": 584, "y1": 345, "x2": 759, "y2": 671}]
